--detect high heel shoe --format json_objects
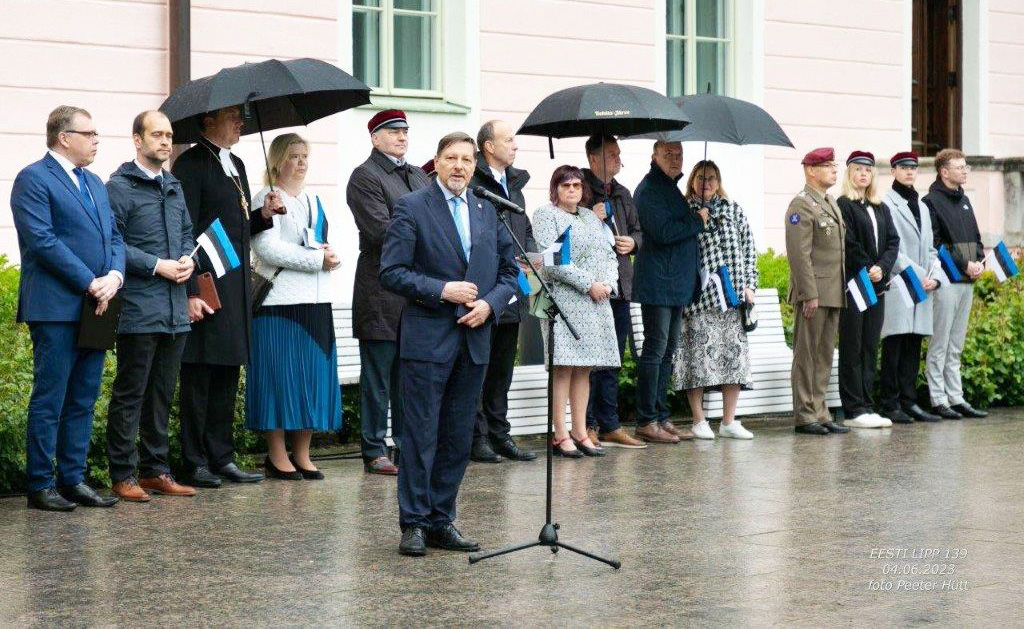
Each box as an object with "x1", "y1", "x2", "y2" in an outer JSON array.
[
  {"x1": 264, "y1": 456, "x2": 302, "y2": 480},
  {"x1": 570, "y1": 433, "x2": 606, "y2": 457},
  {"x1": 551, "y1": 435, "x2": 583, "y2": 458},
  {"x1": 289, "y1": 454, "x2": 325, "y2": 480}
]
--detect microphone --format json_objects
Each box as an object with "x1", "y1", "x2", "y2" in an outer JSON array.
[{"x1": 473, "y1": 186, "x2": 526, "y2": 215}]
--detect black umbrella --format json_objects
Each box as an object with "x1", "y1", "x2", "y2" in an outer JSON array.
[
  {"x1": 160, "y1": 58, "x2": 370, "y2": 184},
  {"x1": 517, "y1": 82, "x2": 690, "y2": 158}
]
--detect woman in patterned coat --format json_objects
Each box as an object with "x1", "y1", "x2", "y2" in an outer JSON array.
[
  {"x1": 533, "y1": 165, "x2": 619, "y2": 458},
  {"x1": 672, "y1": 161, "x2": 757, "y2": 440}
]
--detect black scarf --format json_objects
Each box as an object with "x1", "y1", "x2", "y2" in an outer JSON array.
[{"x1": 892, "y1": 181, "x2": 921, "y2": 228}]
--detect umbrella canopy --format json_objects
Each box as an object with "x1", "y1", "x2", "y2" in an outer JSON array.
[
  {"x1": 160, "y1": 58, "x2": 370, "y2": 144},
  {"x1": 517, "y1": 83, "x2": 689, "y2": 156},
  {"x1": 627, "y1": 93, "x2": 792, "y2": 147}
]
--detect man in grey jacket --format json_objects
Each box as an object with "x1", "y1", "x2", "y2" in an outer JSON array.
[
  {"x1": 106, "y1": 110, "x2": 197, "y2": 502},
  {"x1": 347, "y1": 109, "x2": 430, "y2": 474}
]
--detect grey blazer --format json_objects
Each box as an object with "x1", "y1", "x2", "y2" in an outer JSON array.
[{"x1": 880, "y1": 188, "x2": 938, "y2": 338}]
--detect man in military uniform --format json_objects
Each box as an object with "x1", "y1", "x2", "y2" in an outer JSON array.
[{"x1": 785, "y1": 147, "x2": 850, "y2": 435}]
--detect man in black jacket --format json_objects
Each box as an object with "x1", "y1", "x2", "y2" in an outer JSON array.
[
  {"x1": 347, "y1": 109, "x2": 431, "y2": 474},
  {"x1": 581, "y1": 135, "x2": 647, "y2": 449},
  {"x1": 922, "y1": 148, "x2": 988, "y2": 419},
  {"x1": 467, "y1": 120, "x2": 537, "y2": 463},
  {"x1": 106, "y1": 110, "x2": 198, "y2": 502}
]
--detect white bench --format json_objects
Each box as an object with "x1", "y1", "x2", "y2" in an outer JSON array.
[
  {"x1": 630, "y1": 288, "x2": 841, "y2": 419},
  {"x1": 332, "y1": 304, "x2": 361, "y2": 385}
]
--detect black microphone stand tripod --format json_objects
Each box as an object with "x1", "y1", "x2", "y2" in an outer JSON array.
[{"x1": 468, "y1": 204, "x2": 620, "y2": 570}]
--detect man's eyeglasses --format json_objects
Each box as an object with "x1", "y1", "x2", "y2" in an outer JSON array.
[
  {"x1": 951, "y1": 164, "x2": 971, "y2": 173},
  {"x1": 64, "y1": 130, "x2": 99, "y2": 139}
]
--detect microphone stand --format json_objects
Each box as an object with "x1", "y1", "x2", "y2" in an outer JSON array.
[{"x1": 469, "y1": 204, "x2": 620, "y2": 570}]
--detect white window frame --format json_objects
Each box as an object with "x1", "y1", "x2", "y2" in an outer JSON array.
[
  {"x1": 353, "y1": 0, "x2": 445, "y2": 99},
  {"x1": 665, "y1": 0, "x2": 736, "y2": 96}
]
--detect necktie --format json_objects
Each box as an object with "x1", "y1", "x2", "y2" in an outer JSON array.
[
  {"x1": 72, "y1": 167, "x2": 98, "y2": 218},
  {"x1": 500, "y1": 173, "x2": 509, "y2": 197},
  {"x1": 450, "y1": 196, "x2": 471, "y2": 260}
]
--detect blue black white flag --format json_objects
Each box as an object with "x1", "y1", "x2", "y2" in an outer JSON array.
[
  {"x1": 847, "y1": 267, "x2": 878, "y2": 312},
  {"x1": 936, "y1": 244, "x2": 964, "y2": 284},
  {"x1": 195, "y1": 218, "x2": 240, "y2": 278},
  {"x1": 708, "y1": 265, "x2": 741, "y2": 311},
  {"x1": 517, "y1": 269, "x2": 533, "y2": 295},
  {"x1": 891, "y1": 265, "x2": 928, "y2": 308},
  {"x1": 984, "y1": 241, "x2": 1019, "y2": 282},
  {"x1": 542, "y1": 225, "x2": 571, "y2": 266}
]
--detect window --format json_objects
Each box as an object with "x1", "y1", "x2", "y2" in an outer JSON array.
[
  {"x1": 666, "y1": 0, "x2": 733, "y2": 96},
  {"x1": 353, "y1": 0, "x2": 441, "y2": 97}
]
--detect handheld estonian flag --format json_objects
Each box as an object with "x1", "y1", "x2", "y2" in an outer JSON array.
[
  {"x1": 984, "y1": 241, "x2": 1019, "y2": 283},
  {"x1": 542, "y1": 225, "x2": 572, "y2": 266},
  {"x1": 517, "y1": 269, "x2": 533, "y2": 296},
  {"x1": 708, "y1": 265, "x2": 741, "y2": 311},
  {"x1": 891, "y1": 265, "x2": 928, "y2": 308},
  {"x1": 846, "y1": 267, "x2": 879, "y2": 312},
  {"x1": 195, "y1": 218, "x2": 240, "y2": 278},
  {"x1": 936, "y1": 244, "x2": 964, "y2": 284}
]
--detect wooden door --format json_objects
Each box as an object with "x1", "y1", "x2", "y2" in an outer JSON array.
[{"x1": 912, "y1": 0, "x2": 962, "y2": 155}]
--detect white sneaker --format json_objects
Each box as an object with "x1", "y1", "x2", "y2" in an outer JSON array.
[
  {"x1": 719, "y1": 420, "x2": 754, "y2": 439},
  {"x1": 844, "y1": 413, "x2": 885, "y2": 429},
  {"x1": 870, "y1": 413, "x2": 893, "y2": 427},
  {"x1": 692, "y1": 420, "x2": 716, "y2": 440}
]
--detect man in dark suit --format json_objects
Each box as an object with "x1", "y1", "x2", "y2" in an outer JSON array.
[
  {"x1": 172, "y1": 106, "x2": 284, "y2": 488},
  {"x1": 467, "y1": 119, "x2": 537, "y2": 464},
  {"x1": 11, "y1": 105, "x2": 126, "y2": 511},
  {"x1": 347, "y1": 109, "x2": 430, "y2": 475},
  {"x1": 381, "y1": 132, "x2": 518, "y2": 557}
]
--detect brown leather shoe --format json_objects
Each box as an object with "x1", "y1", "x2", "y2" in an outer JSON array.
[
  {"x1": 661, "y1": 421, "x2": 694, "y2": 441},
  {"x1": 365, "y1": 455, "x2": 398, "y2": 476},
  {"x1": 586, "y1": 427, "x2": 602, "y2": 448},
  {"x1": 139, "y1": 474, "x2": 197, "y2": 497},
  {"x1": 599, "y1": 427, "x2": 648, "y2": 449},
  {"x1": 635, "y1": 423, "x2": 680, "y2": 444},
  {"x1": 112, "y1": 478, "x2": 150, "y2": 502}
]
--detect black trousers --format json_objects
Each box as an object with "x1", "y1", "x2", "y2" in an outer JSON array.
[
  {"x1": 107, "y1": 333, "x2": 188, "y2": 481},
  {"x1": 474, "y1": 322, "x2": 519, "y2": 444},
  {"x1": 879, "y1": 333, "x2": 925, "y2": 412},
  {"x1": 359, "y1": 339, "x2": 403, "y2": 461},
  {"x1": 178, "y1": 362, "x2": 241, "y2": 472},
  {"x1": 838, "y1": 295, "x2": 885, "y2": 416}
]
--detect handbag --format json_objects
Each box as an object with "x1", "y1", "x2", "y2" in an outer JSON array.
[
  {"x1": 739, "y1": 299, "x2": 758, "y2": 333},
  {"x1": 251, "y1": 267, "x2": 283, "y2": 316}
]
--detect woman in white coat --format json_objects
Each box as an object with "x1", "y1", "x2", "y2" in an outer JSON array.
[{"x1": 878, "y1": 151, "x2": 942, "y2": 424}]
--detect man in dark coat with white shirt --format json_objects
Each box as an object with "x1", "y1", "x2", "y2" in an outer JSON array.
[{"x1": 347, "y1": 109, "x2": 430, "y2": 475}]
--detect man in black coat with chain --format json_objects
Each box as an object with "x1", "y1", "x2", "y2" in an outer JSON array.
[
  {"x1": 467, "y1": 120, "x2": 538, "y2": 464},
  {"x1": 347, "y1": 109, "x2": 430, "y2": 475},
  {"x1": 172, "y1": 105, "x2": 284, "y2": 488}
]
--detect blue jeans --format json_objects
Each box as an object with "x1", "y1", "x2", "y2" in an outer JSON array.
[
  {"x1": 636, "y1": 305, "x2": 684, "y2": 426},
  {"x1": 587, "y1": 299, "x2": 634, "y2": 433}
]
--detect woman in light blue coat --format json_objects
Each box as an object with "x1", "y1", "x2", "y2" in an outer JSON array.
[{"x1": 878, "y1": 152, "x2": 941, "y2": 424}]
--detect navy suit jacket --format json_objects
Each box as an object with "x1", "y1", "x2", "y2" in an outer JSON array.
[
  {"x1": 380, "y1": 182, "x2": 518, "y2": 365},
  {"x1": 11, "y1": 153, "x2": 126, "y2": 322}
]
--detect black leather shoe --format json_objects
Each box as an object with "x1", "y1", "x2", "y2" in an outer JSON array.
[
  {"x1": 822, "y1": 421, "x2": 851, "y2": 434},
  {"x1": 399, "y1": 526, "x2": 427, "y2": 557},
  {"x1": 494, "y1": 438, "x2": 537, "y2": 462},
  {"x1": 288, "y1": 455, "x2": 325, "y2": 480},
  {"x1": 264, "y1": 457, "x2": 302, "y2": 480},
  {"x1": 932, "y1": 405, "x2": 963, "y2": 420},
  {"x1": 426, "y1": 523, "x2": 480, "y2": 552},
  {"x1": 885, "y1": 409, "x2": 914, "y2": 424},
  {"x1": 188, "y1": 466, "x2": 222, "y2": 488},
  {"x1": 905, "y1": 404, "x2": 941, "y2": 423},
  {"x1": 570, "y1": 434, "x2": 606, "y2": 457},
  {"x1": 214, "y1": 463, "x2": 264, "y2": 483},
  {"x1": 951, "y1": 403, "x2": 988, "y2": 418},
  {"x1": 58, "y1": 483, "x2": 118, "y2": 507},
  {"x1": 27, "y1": 487, "x2": 76, "y2": 512},
  {"x1": 470, "y1": 439, "x2": 502, "y2": 463},
  {"x1": 795, "y1": 422, "x2": 830, "y2": 435}
]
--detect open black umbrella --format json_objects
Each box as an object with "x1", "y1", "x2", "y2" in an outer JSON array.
[
  {"x1": 160, "y1": 58, "x2": 370, "y2": 184},
  {"x1": 517, "y1": 82, "x2": 690, "y2": 158}
]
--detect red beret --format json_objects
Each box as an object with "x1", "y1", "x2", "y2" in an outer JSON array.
[
  {"x1": 801, "y1": 147, "x2": 834, "y2": 165},
  {"x1": 421, "y1": 158, "x2": 435, "y2": 174},
  {"x1": 846, "y1": 150, "x2": 875, "y2": 166},
  {"x1": 367, "y1": 109, "x2": 409, "y2": 134},
  {"x1": 890, "y1": 151, "x2": 919, "y2": 167}
]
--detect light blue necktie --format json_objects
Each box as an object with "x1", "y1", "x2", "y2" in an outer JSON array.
[
  {"x1": 450, "y1": 196, "x2": 471, "y2": 260},
  {"x1": 500, "y1": 173, "x2": 509, "y2": 197}
]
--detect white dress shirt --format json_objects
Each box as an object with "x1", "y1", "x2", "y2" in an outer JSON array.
[
  {"x1": 490, "y1": 165, "x2": 508, "y2": 195},
  {"x1": 202, "y1": 136, "x2": 240, "y2": 177},
  {"x1": 383, "y1": 152, "x2": 406, "y2": 167}
]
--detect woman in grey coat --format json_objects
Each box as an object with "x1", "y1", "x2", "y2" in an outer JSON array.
[
  {"x1": 878, "y1": 151, "x2": 941, "y2": 424},
  {"x1": 533, "y1": 165, "x2": 619, "y2": 458}
]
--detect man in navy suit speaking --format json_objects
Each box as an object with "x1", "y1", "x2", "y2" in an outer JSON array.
[
  {"x1": 11, "y1": 106, "x2": 126, "y2": 511},
  {"x1": 380, "y1": 132, "x2": 518, "y2": 556}
]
